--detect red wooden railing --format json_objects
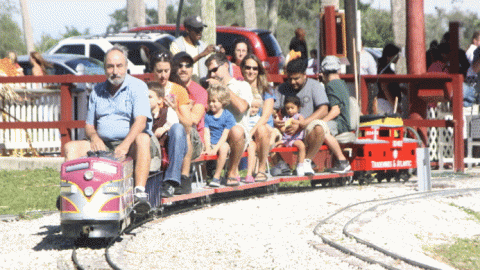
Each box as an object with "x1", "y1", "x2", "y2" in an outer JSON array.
[{"x1": 0, "y1": 72, "x2": 464, "y2": 171}]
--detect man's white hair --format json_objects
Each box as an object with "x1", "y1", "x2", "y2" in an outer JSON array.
[{"x1": 104, "y1": 44, "x2": 129, "y2": 66}]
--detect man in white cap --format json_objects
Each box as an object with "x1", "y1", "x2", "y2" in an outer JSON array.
[
  {"x1": 320, "y1": 55, "x2": 351, "y2": 173},
  {"x1": 170, "y1": 15, "x2": 217, "y2": 81}
]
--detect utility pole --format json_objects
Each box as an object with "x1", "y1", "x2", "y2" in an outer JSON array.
[
  {"x1": 19, "y1": 0, "x2": 34, "y2": 53},
  {"x1": 391, "y1": 0, "x2": 407, "y2": 74},
  {"x1": 127, "y1": 0, "x2": 146, "y2": 29},
  {"x1": 158, "y1": 0, "x2": 166, "y2": 24},
  {"x1": 201, "y1": 0, "x2": 216, "y2": 46}
]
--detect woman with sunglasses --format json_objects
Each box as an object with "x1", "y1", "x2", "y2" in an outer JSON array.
[
  {"x1": 151, "y1": 51, "x2": 193, "y2": 197},
  {"x1": 240, "y1": 54, "x2": 276, "y2": 181}
]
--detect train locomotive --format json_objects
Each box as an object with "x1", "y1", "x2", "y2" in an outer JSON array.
[
  {"x1": 348, "y1": 116, "x2": 420, "y2": 184},
  {"x1": 59, "y1": 151, "x2": 135, "y2": 238}
]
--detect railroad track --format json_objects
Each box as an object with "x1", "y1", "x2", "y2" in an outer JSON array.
[{"x1": 313, "y1": 187, "x2": 480, "y2": 270}]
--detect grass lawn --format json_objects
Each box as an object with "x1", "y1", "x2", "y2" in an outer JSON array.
[{"x1": 0, "y1": 168, "x2": 60, "y2": 216}]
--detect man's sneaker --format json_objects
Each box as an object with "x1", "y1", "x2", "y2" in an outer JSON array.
[
  {"x1": 303, "y1": 159, "x2": 315, "y2": 176},
  {"x1": 174, "y1": 175, "x2": 192, "y2": 195},
  {"x1": 296, "y1": 163, "x2": 305, "y2": 176},
  {"x1": 209, "y1": 178, "x2": 221, "y2": 187},
  {"x1": 271, "y1": 160, "x2": 291, "y2": 176},
  {"x1": 161, "y1": 181, "x2": 176, "y2": 198},
  {"x1": 134, "y1": 187, "x2": 151, "y2": 214},
  {"x1": 330, "y1": 160, "x2": 351, "y2": 173}
]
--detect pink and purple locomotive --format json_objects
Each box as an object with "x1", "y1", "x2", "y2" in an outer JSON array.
[{"x1": 59, "y1": 153, "x2": 135, "y2": 238}]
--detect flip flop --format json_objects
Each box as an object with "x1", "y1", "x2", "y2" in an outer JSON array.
[
  {"x1": 254, "y1": 171, "x2": 270, "y2": 182},
  {"x1": 244, "y1": 175, "x2": 255, "y2": 183},
  {"x1": 226, "y1": 176, "x2": 240, "y2": 186}
]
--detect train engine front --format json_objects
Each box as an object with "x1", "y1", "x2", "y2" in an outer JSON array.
[
  {"x1": 59, "y1": 152, "x2": 134, "y2": 238},
  {"x1": 350, "y1": 116, "x2": 418, "y2": 184}
]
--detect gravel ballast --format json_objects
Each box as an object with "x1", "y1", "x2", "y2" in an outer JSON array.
[{"x1": 1, "y1": 177, "x2": 479, "y2": 270}]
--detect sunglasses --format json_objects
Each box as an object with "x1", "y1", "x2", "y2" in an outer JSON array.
[
  {"x1": 243, "y1": 65, "x2": 258, "y2": 71},
  {"x1": 208, "y1": 66, "x2": 220, "y2": 74},
  {"x1": 178, "y1": 63, "x2": 193, "y2": 68}
]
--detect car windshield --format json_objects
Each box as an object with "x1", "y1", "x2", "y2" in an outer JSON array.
[
  {"x1": 65, "y1": 58, "x2": 105, "y2": 75},
  {"x1": 258, "y1": 32, "x2": 283, "y2": 57},
  {"x1": 114, "y1": 41, "x2": 164, "y2": 65}
]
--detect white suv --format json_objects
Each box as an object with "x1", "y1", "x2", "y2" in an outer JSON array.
[{"x1": 46, "y1": 32, "x2": 174, "y2": 74}]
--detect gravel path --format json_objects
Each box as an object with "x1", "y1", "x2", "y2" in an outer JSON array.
[{"x1": 1, "y1": 176, "x2": 480, "y2": 269}]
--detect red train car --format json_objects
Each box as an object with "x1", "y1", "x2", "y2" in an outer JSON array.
[{"x1": 349, "y1": 116, "x2": 419, "y2": 184}]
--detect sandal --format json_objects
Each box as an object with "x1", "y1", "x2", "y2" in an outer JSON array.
[
  {"x1": 254, "y1": 171, "x2": 270, "y2": 182},
  {"x1": 226, "y1": 176, "x2": 240, "y2": 186}
]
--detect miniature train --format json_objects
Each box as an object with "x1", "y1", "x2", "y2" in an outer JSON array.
[
  {"x1": 348, "y1": 116, "x2": 419, "y2": 184},
  {"x1": 58, "y1": 116, "x2": 420, "y2": 239},
  {"x1": 59, "y1": 151, "x2": 135, "y2": 238}
]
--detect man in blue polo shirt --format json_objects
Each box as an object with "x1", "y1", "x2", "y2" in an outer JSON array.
[{"x1": 64, "y1": 44, "x2": 152, "y2": 211}]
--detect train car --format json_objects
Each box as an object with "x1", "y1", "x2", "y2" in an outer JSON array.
[
  {"x1": 59, "y1": 152, "x2": 135, "y2": 238},
  {"x1": 349, "y1": 116, "x2": 419, "y2": 184}
]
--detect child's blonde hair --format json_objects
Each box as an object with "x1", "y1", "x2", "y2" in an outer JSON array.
[{"x1": 208, "y1": 84, "x2": 231, "y2": 107}]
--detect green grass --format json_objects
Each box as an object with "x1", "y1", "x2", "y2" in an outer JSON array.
[
  {"x1": 430, "y1": 237, "x2": 480, "y2": 270},
  {"x1": 0, "y1": 168, "x2": 60, "y2": 216},
  {"x1": 427, "y1": 205, "x2": 480, "y2": 269}
]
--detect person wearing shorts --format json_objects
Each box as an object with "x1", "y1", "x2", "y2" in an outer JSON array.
[
  {"x1": 205, "y1": 53, "x2": 253, "y2": 186},
  {"x1": 273, "y1": 57, "x2": 329, "y2": 175}
]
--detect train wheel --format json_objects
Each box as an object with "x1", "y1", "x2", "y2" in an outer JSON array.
[
  {"x1": 311, "y1": 180, "x2": 320, "y2": 187},
  {"x1": 376, "y1": 172, "x2": 385, "y2": 183},
  {"x1": 337, "y1": 177, "x2": 347, "y2": 186},
  {"x1": 399, "y1": 170, "x2": 410, "y2": 182}
]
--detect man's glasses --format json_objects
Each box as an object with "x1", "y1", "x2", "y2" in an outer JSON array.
[
  {"x1": 243, "y1": 65, "x2": 258, "y2": 71},
  {"x1": 208, "y1": 66, "x2": 219, "y2": 74},
  {"x1": 178, "y1": 63, "x2": 193, "y2": 69}
]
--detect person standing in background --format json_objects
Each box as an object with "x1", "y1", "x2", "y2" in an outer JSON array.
[
  {"x1": 170, "y1": 15, "x2": 217, "y2": 81},
  {"x1": 289, "y1": 28, "x2": 308, "y2": 60}
]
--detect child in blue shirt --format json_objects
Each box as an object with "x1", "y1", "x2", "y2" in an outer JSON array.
[{"x1": 204, "y1": 84, "x2": 236, "y2": 187}]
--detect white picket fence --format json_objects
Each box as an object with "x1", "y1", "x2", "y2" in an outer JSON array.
[{"x1": 0, "y1": 83, "x2": 88, "y2": 156}]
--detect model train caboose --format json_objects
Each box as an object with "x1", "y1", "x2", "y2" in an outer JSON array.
[{"x1": 349, "y1": 116, "x2": 420, "y2": 184}]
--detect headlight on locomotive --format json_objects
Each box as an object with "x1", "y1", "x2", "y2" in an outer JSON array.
[
  {"x1": 84, "y1": 170, "x2": 94, "y2": 180},
  {"x1": 60, "y1": 185, "x2": 77, "y2": 194},
  {"x1": 84, "y1": 186, "x2": 94, "y2": 197}
]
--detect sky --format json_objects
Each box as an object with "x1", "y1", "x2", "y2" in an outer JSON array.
[{"x1": 10, "y1": 0, "x2": 480, "y2": 44}]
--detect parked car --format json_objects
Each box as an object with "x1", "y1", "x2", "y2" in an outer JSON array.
[
  {"x1": 127, "y1": 25, "x2": 285, "y2": 74},
  {"x1": 46, "y1": 32, "x2": 175, "y2": 74},
  {"x1": 17, "y1": 54, "x2": 105, "y2": 76}
]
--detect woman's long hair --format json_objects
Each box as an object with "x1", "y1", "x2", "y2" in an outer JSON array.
[{"x1": 30, "y1": 51, "x2": 52, "y2": 74}]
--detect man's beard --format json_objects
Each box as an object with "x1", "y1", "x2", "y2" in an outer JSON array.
[{"x1": 108, "y1": 74, "x2": 125, "y2": 86}]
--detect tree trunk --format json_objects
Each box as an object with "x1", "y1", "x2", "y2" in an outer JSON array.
[
  {"x1": 19, "y1": 0, "x2": 34, "y2": 53},
  {"x1": 158, "y1": 0, "x2": 166, "y2": 25},
  {"x1": 201, "y1": 0, "x2": 216, "y2": 46},
  {"x1": 127, "y1": 0, "x2": 146, "y2": 29},
  {"x1": 243, "y1": 0, "x2": 257, "y2": 29},
  {"x1": 391, "y1": 0, "x2": 407, "y2": 74},
  {"x1": 267, "y1": 0, "x2": 279, "y2": 34}
]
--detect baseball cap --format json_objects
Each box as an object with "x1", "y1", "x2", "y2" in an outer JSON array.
[
  {"x1": 172, "y1": 52, "x2": 194, "y2": 65},
  {"x1": 321, "y1": 55, "x2": 341, "y2": 72},
  {"x1": 184, "y1": 15, "x2": 207, "y2": 29}
]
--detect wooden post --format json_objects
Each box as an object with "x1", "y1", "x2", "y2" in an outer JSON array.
[{"x1": 60, "y1": 83, "x2": 73, "y2": 157}]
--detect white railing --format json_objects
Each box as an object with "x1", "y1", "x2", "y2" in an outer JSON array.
[{"x1": 0, "y1": 82, "x2": 88, "y2": 156}]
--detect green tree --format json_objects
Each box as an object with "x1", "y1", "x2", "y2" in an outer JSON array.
[
  {"x1": 0, "y1": 0, "x2": 26, "y2": 57},
  {"x1": 35, "y1": 26, "x2": 91, "y2": 53}
]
